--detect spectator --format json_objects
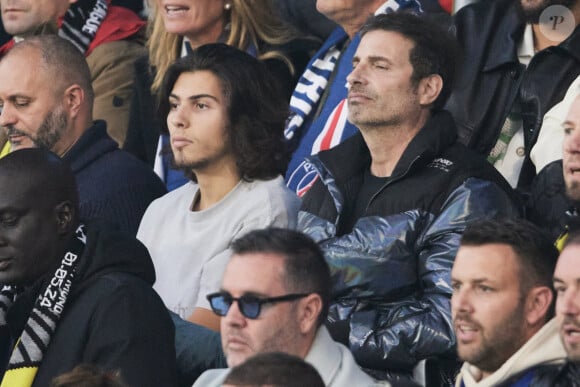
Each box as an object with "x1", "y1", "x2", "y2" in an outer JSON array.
[
  {"x1": 452, "y1": 219, "x2": 564, "y2": 386},
  {"x1": 284, "y1": 0, "x2": 422, "y2": 195},
  {"x1": 272, "y1": 0, "x2": 450, "y2": 43},
  {"x1": 527, "y1": 90, "x2": 580, "y2": 243},
  {"x1": 0, "y1": 148, "x2": 177, "y2": 387},
  {"x1": 540, "y1": 232, "x2": 580, "y2": 385},
  {"x1": 531, "y1": 76, "x2": 580, "y2": 176},
  {"x1": 0, "y1": 0, "x2": 146, "y2": 146},
  {"x1": 298, "y1": 12, "x2": 518, "y2": 382},
  {"x1": 193, "y1": 228, "x2": 374, "y2": 387},
  {"x1": 0, "y1": 35, "x2": 166, "y2": 236},
  {"x1": 124, "y1": 0, "x2": 319, "y2": 191},
  {"x1": 446, "y1": 0, "x2": 580, "y2": 188},
  {"x1": 222, "y1": 352, "x2": 325, "y2": 387},
  {"x1": 137, "y1": 44, "x2": 300, "y2": 332}
]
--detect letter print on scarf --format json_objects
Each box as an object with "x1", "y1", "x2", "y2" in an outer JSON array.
[
  {"x1": 59, "y1": 0, "x2": 108, "y2": 54},
  {"x1": 284, "y1": 0, "x2": 422, "y2": 196},
  {"x1": 0, "y1": 225, "x2": 87, "y2": 387}
]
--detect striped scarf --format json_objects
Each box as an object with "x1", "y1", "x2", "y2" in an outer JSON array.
[
  {"x1": 0, "y1": 225, "x2": 88, "y2": 387},
  {"x1": 284, "y1": 0, "x2": 422, "y2": 195},
  {"x1": 58, "y1": 0, "x2": 108, "y2": 54}
]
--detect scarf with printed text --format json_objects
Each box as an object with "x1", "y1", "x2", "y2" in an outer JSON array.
[{"x1": 0, "y1": 225, "x2": 88, "y2": 387}]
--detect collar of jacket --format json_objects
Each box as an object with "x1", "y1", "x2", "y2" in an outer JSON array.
[
  {"x1": 62, "y1": 120, "x2": 118, "y2": 173},
  {"x1": 313, "y1": 109, "x2": 457, "y2": 185},
  {"x1": 478, "y1": 0, "x2": 525, "y2": 72},
  {"x1": 478, "y1": 0, "x2": 580, "y2": 72}
]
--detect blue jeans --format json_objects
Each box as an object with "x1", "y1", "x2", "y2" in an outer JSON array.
[{"x1": 170, "y1": 311, "x2": 226, "y2": 386}]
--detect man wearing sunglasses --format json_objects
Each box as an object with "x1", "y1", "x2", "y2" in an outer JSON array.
[{"x1": 193, "y1": 228, "x2": 374, "y2": 387}]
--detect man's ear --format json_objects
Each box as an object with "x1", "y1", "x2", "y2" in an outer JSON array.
[
  {"x1": 297, "y1": 293, "x2": 323, "y2": 334},
  {"x1": 418, "y1": 74, "x2": 443, "y2": 107},
  {"x1": 63, "y1": 84, "x2": 85, "y2": 119},
  {"x1": 525, "y1": 286, "x2": 554, "y2": 326},
  {"x1": 54, "y1": 201, "x2": 75, "y2": 235}
]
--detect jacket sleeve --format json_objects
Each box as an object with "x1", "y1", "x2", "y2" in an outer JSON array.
[
  {"x1": 87, "y1": 39, "x2": 146, "y2": 147},
  {"x1": 82, "y1": 273, "x2": 179, "y2": 387},
  {"x1": 348, "y1": 178, "x2": 519, "y2": 371}
]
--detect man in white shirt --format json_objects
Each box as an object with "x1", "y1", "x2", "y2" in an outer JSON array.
[
  {"x1": 137, "y1": 44, "x2": 300, "y2": 332},
  {"x1": 194, "y1": 228, "x2": 374, "y2": 387}
]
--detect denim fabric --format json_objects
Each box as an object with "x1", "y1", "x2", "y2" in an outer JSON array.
[{"x1": 170, "y1": 311, "x2": 226, "y2": 387}]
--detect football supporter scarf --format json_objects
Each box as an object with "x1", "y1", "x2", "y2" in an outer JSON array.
[
  {"x1": 0, "y1": 225, "x2": 88, "y2": 387},
  {"x1": 284, "y1": 0, "x2": 422, "y2": 195},
  {"x1": 0, "y1": 0, "x2": 144, "y2": 57},
  {"x1": 59, "y1": 0, "x2": 109, "y2": 54}
]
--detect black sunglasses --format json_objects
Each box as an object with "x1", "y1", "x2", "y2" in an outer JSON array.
[{"x1": 207, "y1": 291, "x2": 309, "y2": 319}]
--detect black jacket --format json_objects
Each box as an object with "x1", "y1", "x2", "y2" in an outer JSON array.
[
  {"x1": 299, "y1": 110, "x2": 519, "y2": 378},
  {"x1": 1, "y1": 223, "x2": 178, "y2": 387},
  {"x1": 64, "y1": 121, "x2": 166, "y2": 236},
  {"x1": 526, "y1": 160, "x2": 572, "y2": 240},
  {"x1": 446, "y1": 0, "x2": 580, "y2": 187},
  {"x1": 532, "y1": 361, "x2": 580, "y2": 386}
]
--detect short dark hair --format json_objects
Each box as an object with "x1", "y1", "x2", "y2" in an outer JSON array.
[
  {"x1": 231, "y1": 228, "x2": 331, "y2": 327},
  {"x1": 0, "y1": 148, "x2": 79, "y2": 220},
  {"x1": 360, "y1": 12, "x2": 458, "y2": 110},
  {"x1": 563, "y1": 229, "x2": 580, "y2": 249},
  {"x1": 158, "y1": 43, "x2": 290, "y2": 182},
  {"x1": 223, "y1": 352, "x2": 325, "y2": 387},
  {"x1": 460, "y1": 219, "x2": 559, "y2": 319},
  {"x1": 7, "y1": 35, "x2": 94, "y2": 103}
]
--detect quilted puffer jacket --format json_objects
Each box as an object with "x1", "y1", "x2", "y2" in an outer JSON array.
[{"x1": 298, "y1": 110, "x2": 520, "y2": 379}]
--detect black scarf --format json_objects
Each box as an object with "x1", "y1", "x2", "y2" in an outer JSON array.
[{"x1": 58, "y1": 0, "x2": 108, "y2": 54}]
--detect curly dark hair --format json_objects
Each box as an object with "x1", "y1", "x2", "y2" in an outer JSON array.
[{"x1": 158, "y1": 43, "x2": 291, "y2": 182}]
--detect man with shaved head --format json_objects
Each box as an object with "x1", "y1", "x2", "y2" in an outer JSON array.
[
  {"x1": 0, "y1": 148, "x2": 177, "y2": 387},
  {"x1": 0, "y1": 35, "x2": 165, "y2": 235}
]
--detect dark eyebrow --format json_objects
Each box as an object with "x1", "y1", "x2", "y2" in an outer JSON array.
[
  {"x1": 352, "y1": 55, "x2": 393, "y2": 66},
  {"x1": 450, "y1": 277, "x2": 491, "y2": 284},
  {"x1": 553, "y1": 277, "x2": 580, "y2": 286},
  {"x1": 562, "y1": 120, "x2": 574, "y2": 128},
  {"x1": 219, "y1": 289, "x2": 270, "y2": 298},
  {"x1": 169, "y1": 93, "x2": 219, "y2": 103},
  {"x1": 7, "y1": 95, "x2": 31, "y2": 102},
  {"x1": 368, "y1": 56, "x2": 393, "y2": 65}
]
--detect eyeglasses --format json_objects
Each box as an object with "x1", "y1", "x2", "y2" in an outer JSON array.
[{"x1": 206, "y1": 291, "x2": 309, "y2": 319}]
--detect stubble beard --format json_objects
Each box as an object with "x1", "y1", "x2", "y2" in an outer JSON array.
[
  {"x1": 36, "y1": 107, "x2": 67, "y2": 150},
  {"x1": 566, "y1": 180, "x2": 580, "y2": 205},
  {"x1": 457, "y1": 303, "x2": 528, "y2": 373},
  {"x1": 560, "y1": 316, "x2": 580, "y2": 361},
  {"x1": 5, "y1": 107, "x2": 67, "y2": 151},
  {"x1": 171, "y1": 141, "x2": 233, "y2": 174}
]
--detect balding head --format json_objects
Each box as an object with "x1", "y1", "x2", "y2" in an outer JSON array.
[
  {"x1": 0, "y1": 35, "x2": 93, "y2": 155},
  {"x1": 7, "y1": 35, "x2": 94, "y2": 104},
  {"x1": 0, "y1": 148, "x2": 79, "y2": 286}
]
